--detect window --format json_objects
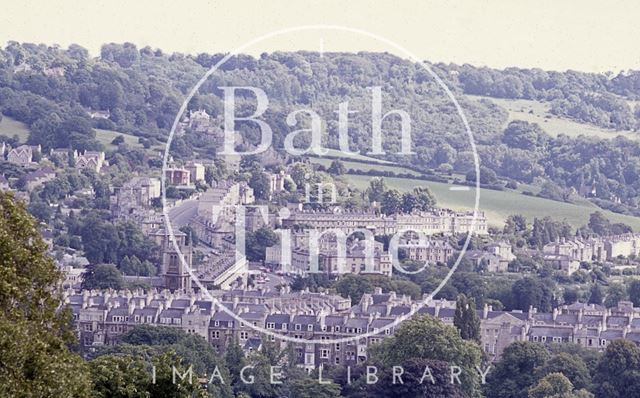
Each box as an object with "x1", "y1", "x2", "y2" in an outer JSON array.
[
  {"x1": 212, "y1": 331, "x2": 220, "y2": 339},
  {"x1": 84, "y1": 324, "x2": 92, "y2": 331},
  {"x1": 335, "y1": 343, "x2": 340, "y2": 351},
  {"x1": 240, "y1": 331, "x2": 248, "y2": 340},
  {"x1": 321, "y1": 349, "x2": 329, "y2": 359},
  {"x1": 267, "y1": 322, "x2": 275, "y2": 329},
  {"x1": 295, "y1": 324, "x2": 301, "y2": 331},
  {"x1": 335, "y1": 357, "x2": 340, "y2": 364},
  {"x1": 307, "y1": 324, "x2": 313, "y2": 331}
]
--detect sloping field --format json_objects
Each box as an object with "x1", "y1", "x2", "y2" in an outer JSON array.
[
  {"x1": 469, "y1": 95, "x2": 640, "y2": 140},
  {"x1": 345, "y1": 174, "x2": 640, "y2": 230}
]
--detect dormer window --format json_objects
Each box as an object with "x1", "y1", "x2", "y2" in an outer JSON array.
[
  {"x1": 307, "y1": 324, "x2": 313, "y2": 331},
  {"x1": 295, "y1": 324, "x2": 301, "y2": 331}
]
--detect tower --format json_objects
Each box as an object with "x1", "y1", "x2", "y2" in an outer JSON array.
[{"x1": 151, "y1": 228, "x2": 192, "y2": 291}]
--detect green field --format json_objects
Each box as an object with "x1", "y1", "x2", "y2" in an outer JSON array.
[
  {"x1": 0, "y1": 116, "x2": 30, "y2": 143},
  {"x1": 470, "y1": 95, "x2": 640, "y2": 140},
  {"x1": 95, "y1": 129, "x2": 163, "y2": 152},
  {"x1": 345, "y1": 174, "x2": 640, "y2": 230}
]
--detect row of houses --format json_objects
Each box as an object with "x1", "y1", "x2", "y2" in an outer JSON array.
[
  {"x1": 67, "y1": 287, "x2": 640, "y2": 367},
  {"x1": 1, "y1": 144, "x2": 106, "y2": 173},
  {"x1": 542, "y1": 235, "x2": 640, "y2": 275},
  {"x1": 281, "y1": 206, "x2": 488, "y2": 236}
]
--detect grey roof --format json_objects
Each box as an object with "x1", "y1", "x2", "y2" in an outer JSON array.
[
  {"x1": 389, "y1": 306, "x2": 411, "y2": 316},
  {"x1": 212, "y1": 311, "x2": 235, "y2": 323},
  {"x1": 529, "y1": 326, "x2": 573, "y2": 338},
  {"x1": 344, "y1": 317, "x2": 369, "y2": 331},
  {"x1": 324, "y1": 315, "x2": 346, "y2": 327},
  {"x1": 133, "y1": 308, "x2": 158, "y2": 318},
  {"x1": 601, "y1": 330, "x2": 624, "y2": 339},
  {"x1": 607, "y1": 316, "x2": 630, "y2": 328},
  {"x1": 171, "y1": 299, "x2": 192, "y2": 308},
  {"x1": 106, "y1": 307, "x2": 129, "y2": 321},
  {"x1": 265, "y1": 314, "x2": 290, "y2": 325},
  {"x1": 372, "y1": 294, "x2": 391, "y2": 305},
  {"x1": 160, "y1": 308, "x2": 184, "y2": 318}
]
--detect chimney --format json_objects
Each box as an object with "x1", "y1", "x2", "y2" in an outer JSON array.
[
  {"x1": 483, "y1": 303, "x2": 489, "y2": 319},
  {"x1": 128, "y1": 301, "x2": 136, "y2": 315},
  {"x1": 552, "y1": 308, "x2": 558, "y2": 321}
]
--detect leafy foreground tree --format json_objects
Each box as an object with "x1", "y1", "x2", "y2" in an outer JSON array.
[
  {"x1": 486, "y1": 341, "x2": 550, "y2": 398},
  {"x1": 593, "y1": 339, "x2": 640, "y2": 398},
  {"x1": 0, "y1": 192, "x2": 92, "y2": 396},
  {"x1": 528, "y1": 373, "x2": 593, "y2": 398},
  {"x1": 94, "y1": 325, "x2": 233, "y2": 397},
  {"x1": 90, "y1": 352, "x2": 207, "y2": 398},
  {"x1": 367, "y1": 315, "x2": 484, "y2": 397}
]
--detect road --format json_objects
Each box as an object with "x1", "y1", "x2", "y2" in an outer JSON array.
[{"x1": 168, "y1": 199, "x2": 198, "y2": 227}]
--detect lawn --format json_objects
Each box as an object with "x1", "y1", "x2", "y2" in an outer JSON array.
[
  {"x1": 469, "y1": 95, "x2": 640, "y2": 140},
  {"x1": 0, "y1": 116, "x2": 30, "y2": 143},
  {"x1": 95, "y1": 129, "x2": 163, "y2": 152},
  {"x1": 345, "y1": 174, "x2": 640, "y2": 230}
]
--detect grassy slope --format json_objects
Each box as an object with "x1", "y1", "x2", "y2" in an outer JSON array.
[
  {"x1": 94, "y1": 128, "x2": 164, "y2": 152},
  {"x1": 469, "y1": 95, "x2": 640, "y2": 140},
  {"x1": 0, "y1": 116, "x2": 30, "y2": 143},
  {"x1": 0, "y1": 116, "x2": 161, "y2": 153},
  {"x1": 344, "y1": 174, "x2": 640, "y2": 230}
]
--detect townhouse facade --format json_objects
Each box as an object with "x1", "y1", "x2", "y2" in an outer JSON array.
[{"x1": 281, "y1": 207, "x2": 488, "y2": 237}]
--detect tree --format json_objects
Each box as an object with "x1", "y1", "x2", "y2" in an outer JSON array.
[
  {"x1": 245, "y1": 227, "x2": 279, "y2": 262},
  {"x1": 225, "y1": 339, "x2": 247, "y2": 395},
  {"x1": 628, "y1": 280, "x2": 640, "y2": 307},
  {"x1": 365, "y1": 358, "x2": 466, "y2": 398},
  {"x1": 335, "y1": 274, "x2": 373, "y2": 304},
  {"x1": 510, "y1": 277, "x2": 555, "y2": 312},
  {"x1": 535, "y1": 353, "x2": 591, "y2": 390},
  {"x1": 110, "y1": 134, "x2": 125, "y2": 145},
  {"x1": 593, "y1": 339, "x2": 640, "y2": 398},
  {"x1": 605, "y1": 283, "x2": 628, "y2": 308},
  {"x1": 327, "y1": 160, "x2": 346, "y2": 175},
  {"x1": 369, "y1": 315, "x2": 483, "y2": 398},
  {"x1": 502, "y1": 120, "x2": 549, "y2": 151},
  {"x1": 82, "y1": 263, "x2": 125, "y2": 290},
  {"x1": 454, "y1": 294, "x2": 481, "y2": 343},
  {"x1": 588, "y1": 211, "x2": 611, "y2": 236},
  {"x1": 99, "y1": 325, "x2": 233, "y2": 397},
  {"x1": 504, "y1": 214, "x2": 528, "y2": 234},
  {"x1": 381, "y1": 189, "x2": 402, "y2": 215},
  {"x1": 588, "y1": 283, "x2": 604, "y2": 305},
  {"x1": 466, "y1": 165, "x2": 498, "y2": 185},
  {"x1": 249, "y1": 167, "x2": 271, "y2": 200},
  {"x1": 487, "y1": 341, "x2": 550, "y2": 398},
  {"x1": 528, "y1": 373, "x2": 592, "y2": 398},
  {"x1": 289, "y1": 377, "x2": 342, "y2": 398},
  {"x1": 367, "y1": 177, "x2": 387, "y2": 203},
  {"x1": 0, "y1": 192, "x2": 92, "y2": 396}
]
